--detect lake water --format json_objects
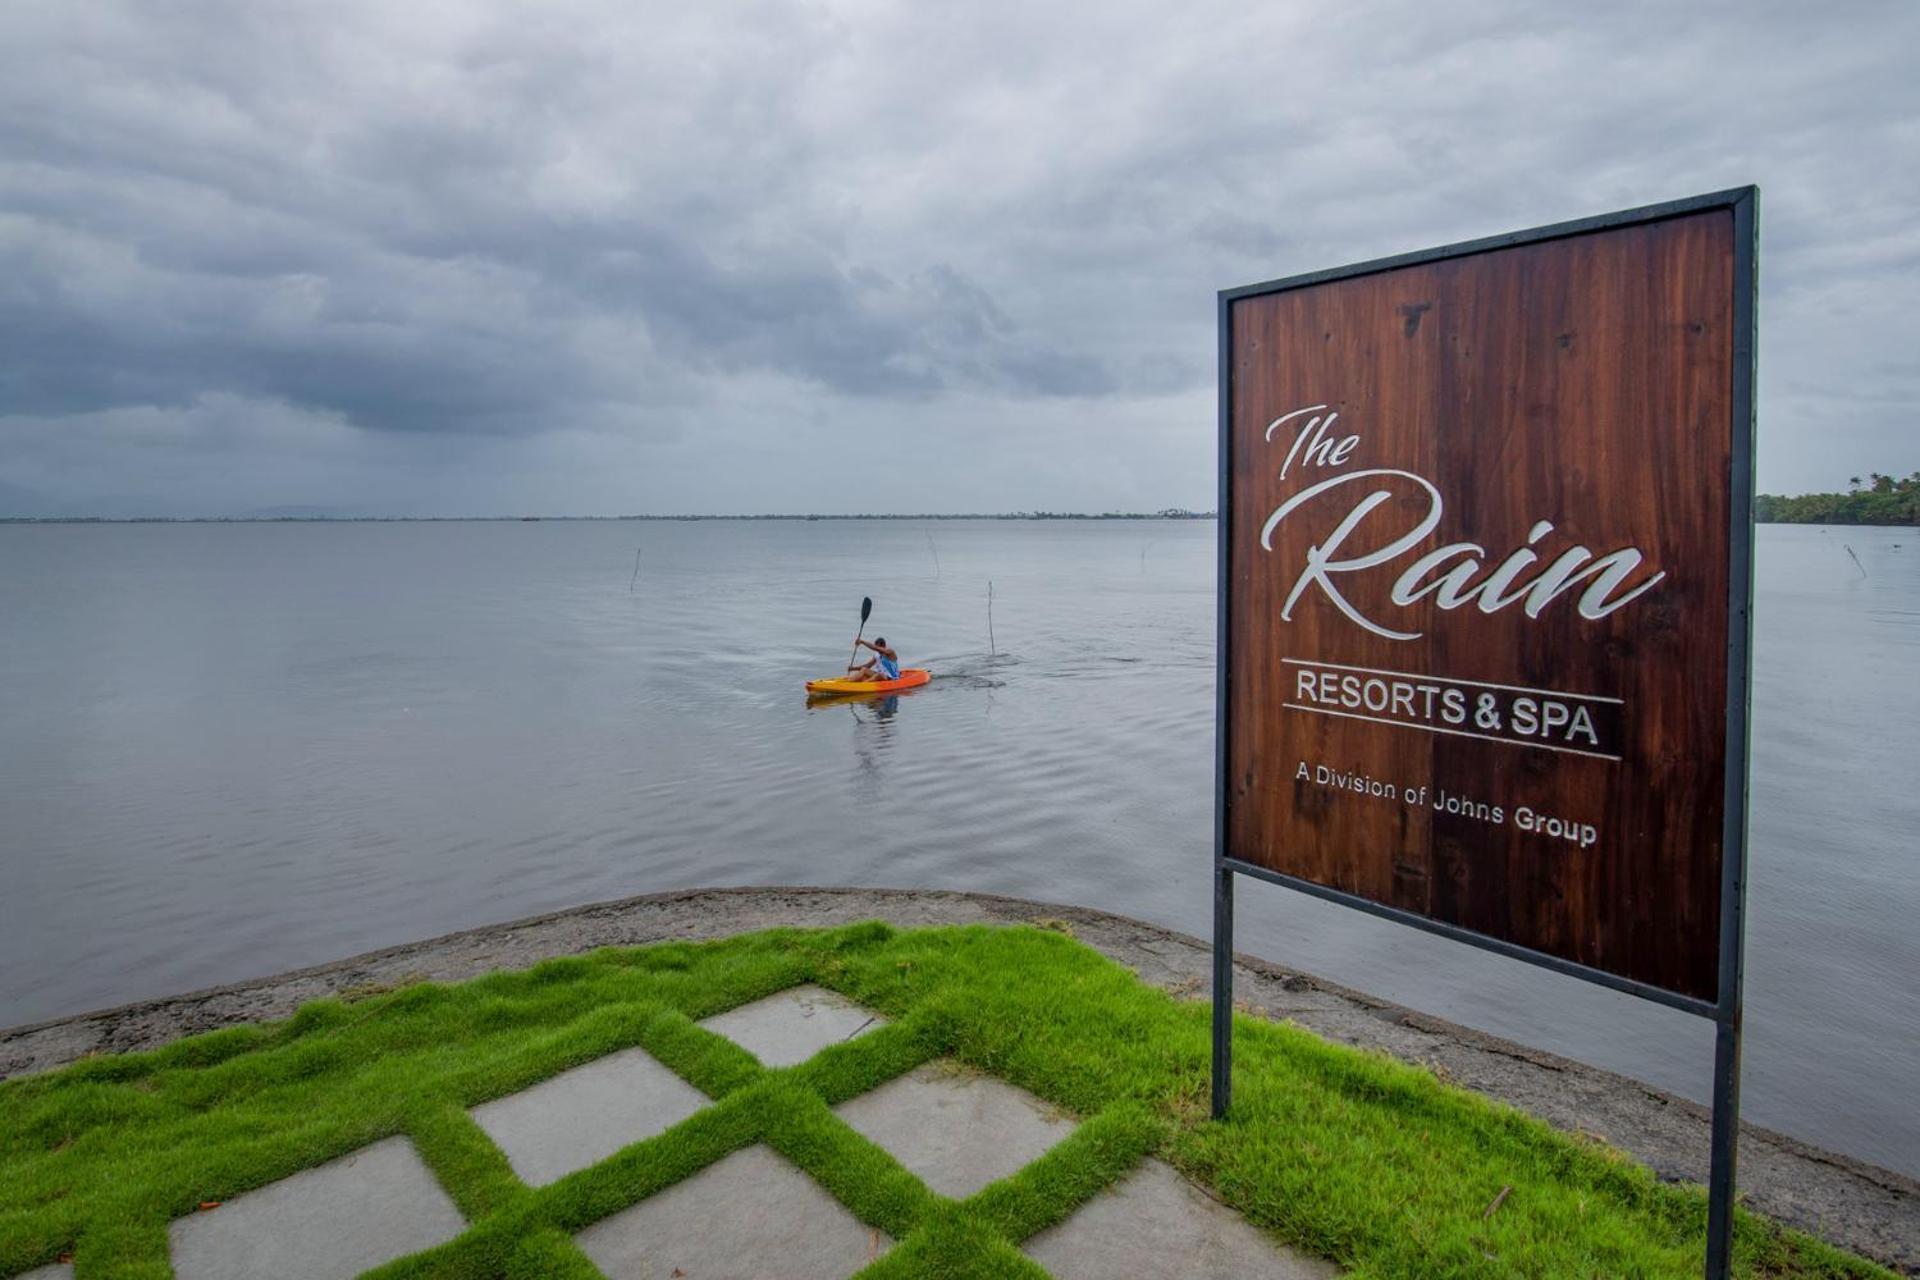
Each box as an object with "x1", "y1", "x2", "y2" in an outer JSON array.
[{"x1": 1, "y1": 519, "x2": 1915, "y2": 1175}]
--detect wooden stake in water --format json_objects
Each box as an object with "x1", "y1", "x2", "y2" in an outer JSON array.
[
  {"x1": 629, "y1": 549, "x2": 641, "y2": 592},
  {"x1": 926, "y1": 530, "x2": 940, "y2": 578},
  {"x1": 988, "y1": 580, "x2": 996, "y2": 656},
  {"x1": 1845, "y1": 545, "x2": 1867, "y2": 578}
]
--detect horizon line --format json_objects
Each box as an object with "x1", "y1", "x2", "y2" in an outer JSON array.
[{"x1": 2, "y1": 510, "x2": 1220, "y2": 524}]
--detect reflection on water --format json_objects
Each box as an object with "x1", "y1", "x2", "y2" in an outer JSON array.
[
  {"x1": 0, "y1": 519, "x2": 1915, "y2": 1177},
  {"x1": 852, "y1": 697, "x2": 896, "y2": 789},
  {"x1": 806, "y1": 688, "x2": 915, "y2": 716},
  {"x1": 812, "y1": 686, "x2": 917, "y2": 784}
]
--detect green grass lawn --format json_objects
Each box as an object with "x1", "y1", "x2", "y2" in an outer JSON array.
[{"x1": 0, "y1": 921, "x2": 1896, "y2": 1279}]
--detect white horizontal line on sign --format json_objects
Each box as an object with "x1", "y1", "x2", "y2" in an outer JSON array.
[
  {"x1": 1280, "y1": 657, "x2": 1624, "y2": 705},
  {"x1": 1283, "y1": 702, "x2": 1626, "y2": 762}
]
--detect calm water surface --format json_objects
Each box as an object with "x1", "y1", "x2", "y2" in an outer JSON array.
[{"x1": 1, "y1": 520, "x2": 1915, "y2": 1174}]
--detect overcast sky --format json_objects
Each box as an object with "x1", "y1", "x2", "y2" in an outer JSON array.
[{"x1": 2, "y1": 1, "x2": 1915, "y2": 517}]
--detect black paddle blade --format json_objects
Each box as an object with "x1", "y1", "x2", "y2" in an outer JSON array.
[{"x1": 860, "y1": 596, "x2": 873, "y2": 623}]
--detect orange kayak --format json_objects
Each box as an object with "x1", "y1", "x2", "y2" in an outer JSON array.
[{"x1": 805, "y1": 668, "x2": 931, "y2": 695}]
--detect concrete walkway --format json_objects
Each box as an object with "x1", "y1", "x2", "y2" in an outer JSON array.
[{"x1": 114, "y1": 984, "x2": 1331, "y2": 1280}]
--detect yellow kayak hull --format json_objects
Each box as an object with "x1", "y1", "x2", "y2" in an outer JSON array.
[{"x1": 804, "y1": 668, "x2": 931, "y2": 695}]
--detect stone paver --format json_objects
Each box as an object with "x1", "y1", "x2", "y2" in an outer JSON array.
[
  {"x1": 470, "y1": 1046, "x2": 708, "y2": 1186},
  {"x1": 13, "y1": 1265, "x2": 72, "y2": 1280},
  {"x1": 1025, "y1": 1157, "x2": 1338, "y2": 1278},
  {"x1": 833, "y1": 1061, "x2": 1075, "y2": 1198},
  {"x1": 575, "y1": 1144, "x2": 889, "y2": 1279},
  {"x1": 167, "y1": 1136, "x2": 464, "y2": 1280},
  {"x1": 699, "y1": 983, "x2": 883, "y2": 1067}
]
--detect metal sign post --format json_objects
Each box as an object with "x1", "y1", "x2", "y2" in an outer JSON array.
[{"x1": 1210, "y1": 188, "x2": 1756, "y2": 1279}]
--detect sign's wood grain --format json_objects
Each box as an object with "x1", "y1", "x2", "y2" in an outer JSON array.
[{"x1": 1223, "y1": 209, "x2": 1737, "y2": 1001}]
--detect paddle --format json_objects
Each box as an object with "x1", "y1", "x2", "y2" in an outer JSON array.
[{"x1": 846, "y1": 596, "x2": 874, "y2": 674}]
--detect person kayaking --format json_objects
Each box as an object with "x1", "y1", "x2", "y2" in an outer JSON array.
[{"x1": 848, "y1": 636, "x2": 900, "y2": 683}]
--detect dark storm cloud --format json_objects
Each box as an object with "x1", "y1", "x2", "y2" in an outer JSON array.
[
  {"x1": 2, "y1": 0, "x2": 1917, "y2": 514},
  {"x1": 0, "y1": 0, "x2": 1121, "y2": 452},
  {"x1": 567, "y1": 237, "x2": 1116, "y2": 398}
]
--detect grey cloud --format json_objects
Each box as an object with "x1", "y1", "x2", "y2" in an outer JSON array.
[
  {"x1": 1, "y1": 0, "x2": 1125, "y2": 454},
  {"x1": 2, "y1": 0, "x2": 1917, "y2": 514}
]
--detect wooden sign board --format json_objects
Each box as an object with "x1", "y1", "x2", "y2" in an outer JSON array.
[{"x1": 1218, "y1": 191, "x2": 1755, "y2": 1007}]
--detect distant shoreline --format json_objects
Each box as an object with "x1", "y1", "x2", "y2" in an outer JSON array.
[
  {"x1": 1, "y1": 511, "x2": 1217, "y2": 524},
  {"x1": 1756, "y1": 477, "x2": 1917, "y2": 526},
  {"x1": 10, "y1": 513, "x2": 1917, "y2": 528}
]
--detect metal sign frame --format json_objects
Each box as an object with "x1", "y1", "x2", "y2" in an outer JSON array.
[{"x1": 1210, "y1": 186, "x2": 1757, "y2": 1278}]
